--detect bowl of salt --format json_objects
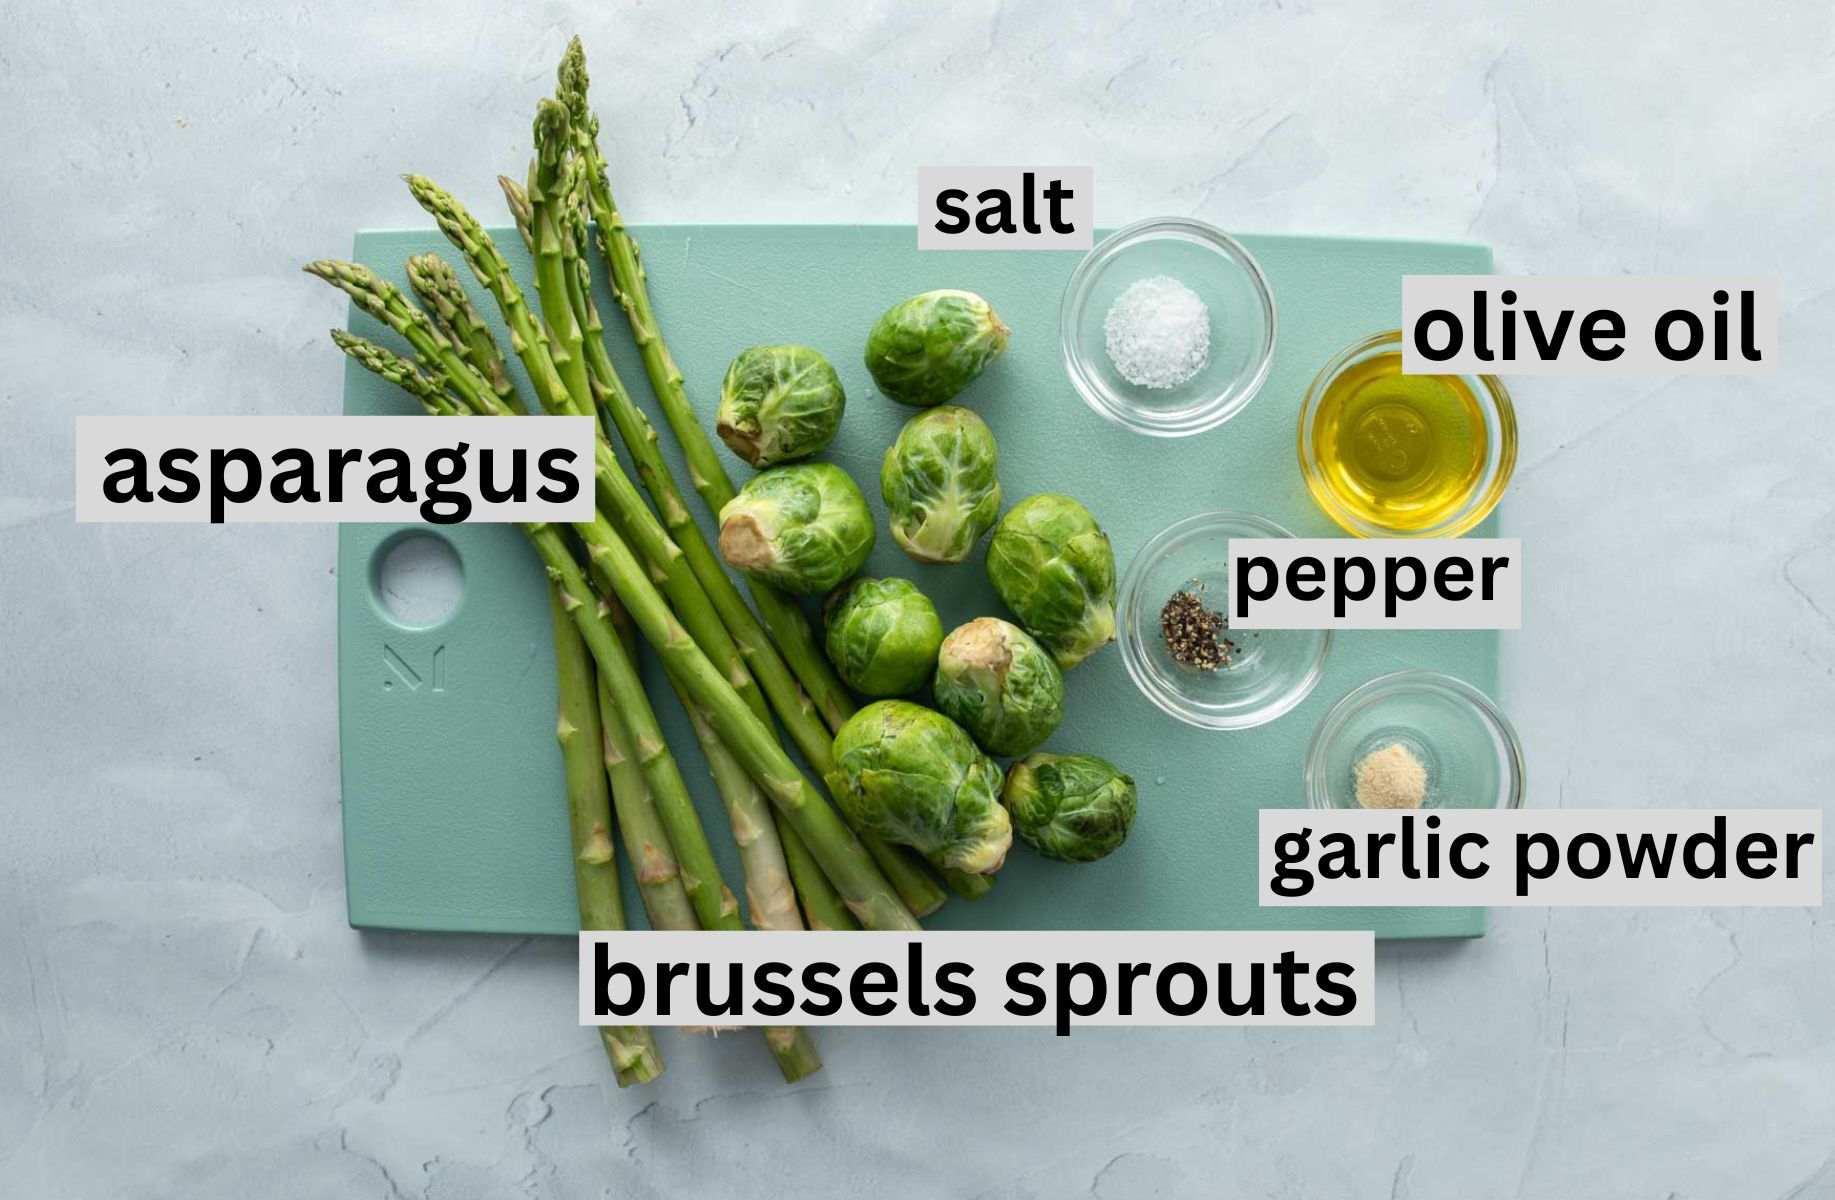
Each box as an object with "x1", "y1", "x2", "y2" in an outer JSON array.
[{"x1": 1059, "y1": 216, "x2": 1276, "y2": 438}]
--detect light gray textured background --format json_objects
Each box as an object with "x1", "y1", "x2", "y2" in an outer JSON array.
[{"x1": 3, "y1": 2, "x2": 1832, "y2": 1197}]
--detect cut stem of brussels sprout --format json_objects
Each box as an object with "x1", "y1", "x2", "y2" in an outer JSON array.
[
  {"x1": 718, "y1": 463, "x2": 877, "y2": 596},
  {"x1": 933, "y1": 618, "x2": 1065, "y2": 758}
]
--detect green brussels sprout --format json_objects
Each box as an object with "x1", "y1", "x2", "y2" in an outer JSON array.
[
  {"x1": 880, "y1": 405, "x2": 1002, "y2": 564},
  {"x1": 932, "y1": 618, "x2": 1064, "y2": 757},
  {"x1": 825, "y1": 700, "x2": 1011, "y2": 875},
  {"x1": 1002, "y1": 753, "x2": 1137, "y2": 863},
  {"x1": 823, "y1": 577, "x2": 944, "y2": 697},
  {"x1": 718, "y1": 462, "x2": 875, "y2": 595},
  {"x1": 716, "y1": 344, "x2": 846, "y2": 468},
  {"x1": 864, "y1": 289, "x2": 1010, "y2": 407},
  {"x1": 985, "y1": 494, "x2": 1116, "y2": 669}
]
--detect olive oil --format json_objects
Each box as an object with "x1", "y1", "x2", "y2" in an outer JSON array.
[{"x1": 1308, "y1": 351, "x2": 1488, "y2": 533}]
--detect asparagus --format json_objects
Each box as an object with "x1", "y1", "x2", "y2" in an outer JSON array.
[
  {"x1": 394, "y1": 178, "x2": 918, "y2": 926},
  {"x1": 322, "y1": 267, "x2": 778, "y2": 937},
  {"x1": 547, "y1": 586, "x2": 662, "y2": 1086},
  {"x1": 323, "y1": 249, "x2": 914, "y2": 932},
  {"x1": 525, "y1": 101, "x2": 595, "y2": 415},
  {"x1": 397, "y1": 180, "x2": 776, "y2": 757},
  {"x1": 517, "y1": 131, "x2": 828, "y2": 949},
  {"x1": 595, "y1": 588, "x2": 818, "y2": 1082},
  {"x1": 526, "y1": 519, "x2": 917, "y2": 933},
  {"x1": 595, "y1": 605, "x2": 699, "y2": 935},
  {"x1": 531, "y1": 173, "x2": 863, "y2": 932},
  {"x1": 553, "y1": 52, "x2": 948, "y2": 915},
  {"x1": 557, "y1": 41, "x2": 855, "y2": 735},
  {"x1": 405, "y1": 252, "x2": 519, "y2": 410},
  {"x1": 325, "y1": 311, "x2": 747, "y2": 935}
]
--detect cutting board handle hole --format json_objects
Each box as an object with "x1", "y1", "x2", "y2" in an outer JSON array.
[{"x1": 371, "y1": 531, "x2": 464, "y2": 629}]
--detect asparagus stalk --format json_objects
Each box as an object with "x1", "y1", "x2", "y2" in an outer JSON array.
[
  {"x1": 521, "y1": 129, "x2": 827, "y2": 949},
  {"x1": 595, "y1": 607, "x2": 699, "y2": 934},
  {"x1": 324, "y1": 311, "x2": 749, "y2": 935},
  {"x1": 547, "y1": 586, "x2": 663, "y2": 1086},
  {"x1": 533, "y1": 511, "x2": 916, "y2": 930},
  {"x1": 533, "y1": 174, "x2": 864, "y2": 932},
  {"x1": 524, "y1": 520, "x2": 917, "y2": 932},
  {"x1": 553, "y1": 54, "x2": 949, "y2": 915},
  {"x1": 327, "y1": 329, "x2": 463, "y2": 415},
  {"x1": 526, "y1": 101, "x2": 595, "y2": 415},
  {"x1": 405, "y1": 252, "x2": 520, "y2": 410},
  {"x1": 557, "y1": 40, "x2": 855, "y2": 735},
  {"x1": 596, "y1": 594, "x2": 818, "y2": 1082},
  {"x1": 323, "y1": 243, "x2": 915, "y2": 932},
  {"x1": 332, "y1": 325, "x2": 823, "y2": 1074}
]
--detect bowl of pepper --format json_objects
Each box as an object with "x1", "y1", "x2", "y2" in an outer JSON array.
[{"x1": 1116, "y1": 511, "x2": 1331, "y2": 730}]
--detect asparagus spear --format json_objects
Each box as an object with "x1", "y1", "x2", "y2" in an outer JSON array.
[
  {"x1": 603, "y1": 598, "x2": 821, "y2": 1082},
  {"x1": 553, "y1": 53, "x2": 950, "y2": 914},
  {"x1": 405, "y1": 252, "x2": 520, "y2": 410},
  {"x1": 322, "y1": 267, "x2": 756, "y2": 933},
  {"x1": 595, "y1": 603, "x2": 699, "y2": 935},
  {"x1": 521, "y1": 172, "x2": 863, "y2": 932},
  {"x1": 396, "y1": 180, "x2": 924, "y2": 932},
  {"x1": 330, "y1": 323, "x2": 823, "y2": 1074},
  {"x1": 324, "y1": 308, "x2": 747, "y2": 936},
  {"x1": 324, "y1": 259, "x2": 916, "y2": 933},
  {"x1": 517, "y1": 129, "x2": 828, "y2": 948},
  {"x1": 547, "y1": 586, "x2": 663, "y2": 1086},
  {"x1": 526, "y1": 518, "x2": 917, "y2": 933},
  {"x1": 557, "y1": 40, "x2": 855, "y2": 735},
  {"x1": 525, "y1": 101, "x2": 595, "y2": 415}
]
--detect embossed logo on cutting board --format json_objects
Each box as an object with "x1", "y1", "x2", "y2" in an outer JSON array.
[{"x1": 382, "y1": 643, "x2": 445, "y2": 693}]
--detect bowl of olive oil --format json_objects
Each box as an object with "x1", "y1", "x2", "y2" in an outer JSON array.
[{"x1": 1297, "y1": 330, "x2": 1516, "y2": 538}]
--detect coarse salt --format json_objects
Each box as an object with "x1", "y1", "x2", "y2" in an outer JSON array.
[{"x1": 1103, "y1": 275, "x2": 1211, "y2": 390}]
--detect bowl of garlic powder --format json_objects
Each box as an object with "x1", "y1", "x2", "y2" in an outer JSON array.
[
  {"x1": 1059, "y1": 216, "x2": 1276, "y2": 437},
  {"x1": 1303, "y1": 670, "x2": 1525, "y2": 810}
]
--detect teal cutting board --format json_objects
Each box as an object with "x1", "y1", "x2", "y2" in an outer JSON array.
[{"x1": 338, "y1": 225, "x2": 1497, "y2": 938}]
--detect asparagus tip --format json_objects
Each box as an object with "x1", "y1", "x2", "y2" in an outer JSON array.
[
  {"x1": 558, "y1": 37, "x2": 589, "y2": 111},
  {"x1": 533, "y1": 96, "x2": 571, "y2": 164}
]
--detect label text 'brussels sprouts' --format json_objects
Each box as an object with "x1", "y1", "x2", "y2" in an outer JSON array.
[
  {"x1": 918, "y1": 167, "x2": 1094, "y2": 250},
  {"x1": 74, "y1": 415, "x2": 596, "y2": 524},
  {"x1": 579, "y1": 931, "x2": 1372, "y2": 1036}
]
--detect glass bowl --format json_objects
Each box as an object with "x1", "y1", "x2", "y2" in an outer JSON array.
[
  {"x1": 1060, "y1": 217, "x2": 1276, "y2": 437},
  {"x1": 1304, "y1": 670, "x2": 1524, "y2": 810},
  {"x1": 1297, "y1": 329, "x2": 1517, "y2": 538},
  {"x1": 1117, "y1": 511, "x2": 1331, "y2": 730}
]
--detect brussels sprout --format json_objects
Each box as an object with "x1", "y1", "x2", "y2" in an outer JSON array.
[
  {"x1": 716, "y1": 344, "x2": 846, "y2": 468},
  {"x1": 880, "y1": 405, "x2": 1002, "y2": 564},
  {"x1": 1002, "y1": 753, "x2": 1137, "y2": 863},
  {"x1": 824, "y1": 577, "x2": 944, "y2": 697},
  {"x1": 932, "y1": 618, "x2": 1064, "y2": 757},
  {"x1": 985, "y1": 494, "x2": 1116, "y2": 669},
  {"x1": 865, "y1": 289, "x2": 1010, "y2": 407},
  {"x1": 825, "y1": 700, "x2": 1011, "y2": 875},
  {"x1": 718, "y1": 462, "x2": 875, "y2": 595}
]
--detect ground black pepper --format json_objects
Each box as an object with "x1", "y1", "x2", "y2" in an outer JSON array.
[{"x1": 1159, "y1": 586, "x2": 1236, "y2": 670}]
